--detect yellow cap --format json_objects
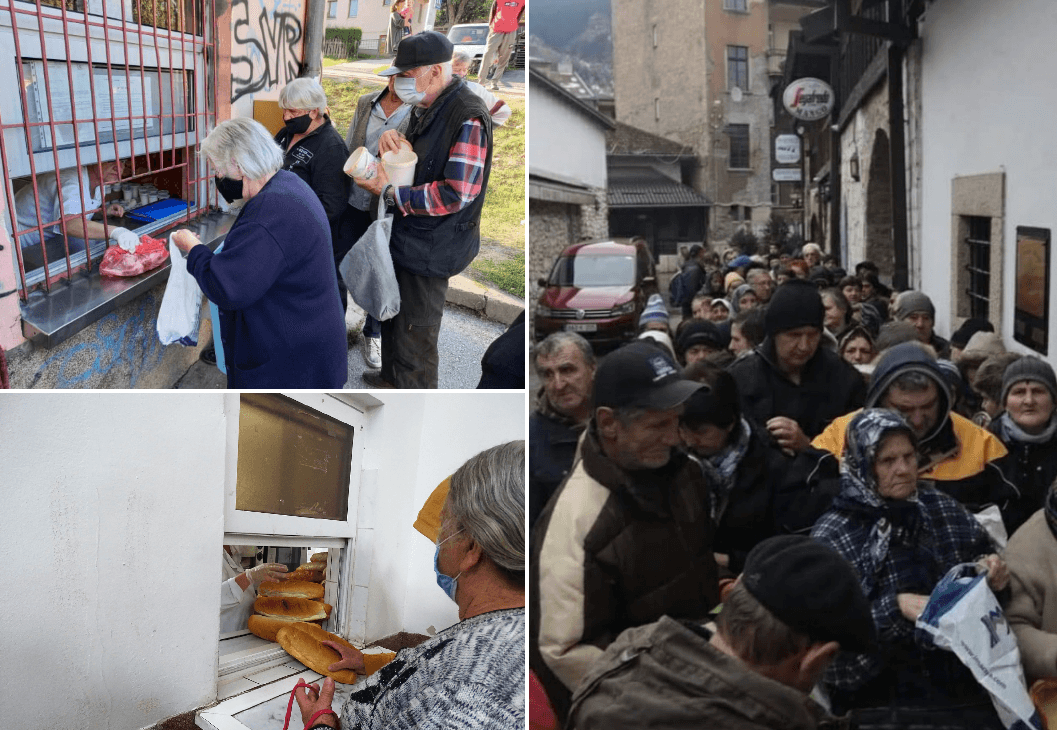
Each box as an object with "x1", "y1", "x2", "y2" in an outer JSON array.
[{"x1": 413, "y1": 476, "x2": 450, "y2": 542}]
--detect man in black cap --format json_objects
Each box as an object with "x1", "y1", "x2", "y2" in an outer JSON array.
[
  {"x1": 729, "y1": 279, "x2": 866, "y2": 453},
  {"x1": 530, "y1": 341, "x2": 718, "y2": 722},
  {"x1": 675, "y1": 319, "x2": 723, "y2": 366},
  {"x1": 351, "y1": 30, "x2": 493, "y2": 389},
  {"x1": 567, "y1": 536, "x2": 875, "y2": 730}
]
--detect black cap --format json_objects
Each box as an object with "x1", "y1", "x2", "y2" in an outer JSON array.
[
  {"x1": 764, "y1": 280, "x2": 825, "y2": 336},
  {"x1": 741, "y1": 536, "x2": 876, "y2": 654},
  {"x1": 593, "y1": 341, "x2": 704, "y2": 410},
  {"x1": 676, "y1": 320, "x2": 723, "y2": 356},
  {"x1": 378, "y1": 31, "x2": 454, "y2": 76}
]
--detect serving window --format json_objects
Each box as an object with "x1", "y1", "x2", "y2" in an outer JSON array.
[
  {"x1": 209, "y1": 394, "x2": 368, "y2": 718},
  {"x1": 0, "y1": 0, "x2": 219, "y2": 300}
]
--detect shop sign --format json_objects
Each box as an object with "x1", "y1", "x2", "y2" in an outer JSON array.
[
  {"x1": 775, "y1": 134, "x2": 800, "y2": 164},
  {"x1": 773, "y1": 168, "x2": 802, "y2": 182},
  {"x1": 783, "y1": 78, "x2": 834, "y2": 121}
]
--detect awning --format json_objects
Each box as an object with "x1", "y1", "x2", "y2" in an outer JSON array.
[
  {"x1": 529, "y1": 176, "x2": 597, "y2": 206},
  {"x1": 607, "y1": 178, "x2": 710, "y2": 209}
]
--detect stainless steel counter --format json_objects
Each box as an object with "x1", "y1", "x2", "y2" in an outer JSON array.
[{"x1": 19, "y1": 211, "x2": 236, "y2": 349}]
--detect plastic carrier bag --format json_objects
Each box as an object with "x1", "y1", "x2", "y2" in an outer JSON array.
[
  {"x1": 339, "y1": 194, "x2": 400, "y2": 322},
  {"x1": 99, "y1": 234, "x2": 168, "y2": 277},
  {"x1": 917, "y1": 563, "x2": 1043, "y2": 730},
  {"x1": 156, "y1": 233, "x2": 202, "y2": 346}
]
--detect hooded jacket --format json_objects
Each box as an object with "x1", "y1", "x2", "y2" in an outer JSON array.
[
  {"x1": 568, "y1": 616, "x2": 848, "y2": 730},
  {"x1": 811, "y1": 343, "x2": 1012, "y2": 518},
  {"x1": 530, "y1": 426, "x2": 719, "y2": 721},
  {"x1": 728, "y1": 335, "x2": 867, "y2": 439}
]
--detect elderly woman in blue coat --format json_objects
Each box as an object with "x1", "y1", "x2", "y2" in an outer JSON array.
[{"x1": 173, "y1": 117, "x2": 348, "y2": 388}]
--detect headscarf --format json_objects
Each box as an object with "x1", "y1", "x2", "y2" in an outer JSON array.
[
  {"x1": 710, "y1": 298, "x2": 732, "y2": 322},
  {"x1": 698, "y1": 417, "x2": 753, "y2": 521},
  {"x1": 730, "y1": 283, "x2": 755, "y2": 314},
  {"x1": 837, "y1": 408, "x2": 921, "y2": 595}
]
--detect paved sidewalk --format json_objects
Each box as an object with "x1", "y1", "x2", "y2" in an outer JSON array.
[{"x1": 323, "y1": 59, "x2": 525, "y2": 97}]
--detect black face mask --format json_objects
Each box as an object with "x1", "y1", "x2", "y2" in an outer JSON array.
[
  {"x1": 215, "y1": 176, "x2": 243, "y2": 204},
  {"x1": 284, "y1": 113, "x2": 312, "y2": 135}
]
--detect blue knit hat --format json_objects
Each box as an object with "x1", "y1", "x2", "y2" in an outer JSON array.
[{"x1": 638, "y1": 294, "x2": 670, "y2": 330}]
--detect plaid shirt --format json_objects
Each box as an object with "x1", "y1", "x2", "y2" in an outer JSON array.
[
  {"x1": 393, "y1": 118, "x2": 486, "y2": 217},
  {"x1": 811, "y1": 485, "x2": 994, "y2": 694}
]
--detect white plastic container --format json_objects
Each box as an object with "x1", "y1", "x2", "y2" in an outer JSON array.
[
  {"x1": 344, "y1": 146, "x2": 380, "y2": 179},
  {"x1": 382, "y1": 148, "x2": 418, "y2": 188}
]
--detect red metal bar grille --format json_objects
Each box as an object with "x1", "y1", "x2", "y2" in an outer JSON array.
[{"x1": 0, "y1": 0, "x2": 220, "y2": 300}]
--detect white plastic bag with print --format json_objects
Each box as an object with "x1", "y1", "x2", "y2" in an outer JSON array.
[{"x1": 916, "y1": 563, "x2": 1043, "y2": 730}]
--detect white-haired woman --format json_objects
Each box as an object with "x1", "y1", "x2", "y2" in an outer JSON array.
[
  {"x1": 172, "y1": 117, "x2": 348, "y2": 387},
  {"x1": 294, "y1": 441, "x2": 527, "y2": 729},
  {"x1": 275, "y1": 79, "x2": 350, "y2": 301}
]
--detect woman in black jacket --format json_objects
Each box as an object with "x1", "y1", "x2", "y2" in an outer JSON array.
[{"x1": 989, "y1": 356, "x2": 1057, "y2": 535}]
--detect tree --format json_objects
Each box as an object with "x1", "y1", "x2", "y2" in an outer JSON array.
[
  {"x1": 762, "y1": 213, "x2": 793, "y2": 254},
  {"x1": 730, "y1": 227, "x2": 759, "y2": 256},
  {"x1": 436, "y1": 0, "x2": 491, "y2": 27}
]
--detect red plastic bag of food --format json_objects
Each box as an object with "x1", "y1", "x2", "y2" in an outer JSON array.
[{"x1": 99, "y1": 234, "x2": 169, "y2": 277}]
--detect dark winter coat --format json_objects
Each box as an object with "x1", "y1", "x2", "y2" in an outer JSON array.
[
  {"x1": 528, "y1": 390, "x2": 585, "y2": 530},
  {"x1": 988, "y1": 415, "x2": 1057, "y2": 535},
  {"x1": 186, "y1": 171, "x2": 348, "y2": 388},
  {"x1": 728, "y1": 335, "x2": 867, "y2": 439},
  {"x1": 274, "y1": 118, "x2": 350, "y2": 248}
]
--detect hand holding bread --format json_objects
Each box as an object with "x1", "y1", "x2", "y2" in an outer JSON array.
[
  {"x1": 245, "y1": 562, "x2": 289, "y2": 588},
  {"x1": 322, "y1": 639, "x2": 366, "y2": 675},
  {"x1": 294, "y1": 678, "x2": 339, "y2": 729}
]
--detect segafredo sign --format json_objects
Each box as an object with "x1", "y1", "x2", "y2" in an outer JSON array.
[{"x1": 783, "y1": 78, "x2": 834, "y2": 121}]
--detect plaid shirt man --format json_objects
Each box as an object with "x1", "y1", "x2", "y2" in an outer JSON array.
[{"x1": 392, "y1": 118, "x2": 486, "y2": 217}]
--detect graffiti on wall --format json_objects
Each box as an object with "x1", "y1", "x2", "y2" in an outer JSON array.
[{"x1": 231, "y1": 0, "x2": 304, "y2": 103}]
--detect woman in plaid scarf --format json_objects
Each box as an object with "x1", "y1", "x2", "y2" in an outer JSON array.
[{"x1": 812, "y1": 408, "x2": 1009, "y2": 728}]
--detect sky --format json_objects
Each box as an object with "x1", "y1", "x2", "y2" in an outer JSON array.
[{"x1": 530, "y1": 0, "x2": 609, "y2": 47}]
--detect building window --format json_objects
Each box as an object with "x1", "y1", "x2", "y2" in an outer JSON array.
[
  {"x1": 728, "y1": 124, "x2": 750, "y2": 169},
  {"x1": 727, "y1": 45, "x2": 749, "y2": 92},
  {"x1": 328, "y1": 0, "x2": 337, "y2": 17},
  {"x1": 348, "y1": 0, "x2": 358, "y2": 15},
  {"x1": 724, "y1": 0, "x2": 747, "y2": 11},
  {"x1": 964, "y1": 216, "x2": 991, "y2": 321}
]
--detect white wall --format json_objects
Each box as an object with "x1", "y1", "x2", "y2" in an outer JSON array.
[
  {"x1": 0, "y1": 394, "x2": 228, "y2": 730},
  {"x1": 917, "y1": 0, "x2": 1057, "y2": 343},
  {"x1": 530, "y1": 87, "x2": 609, "y2": 190},
  {"x1": 362, "y1": 392, "x2": 526, "y2": 641}
]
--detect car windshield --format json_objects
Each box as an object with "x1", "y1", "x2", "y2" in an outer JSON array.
[
  {"x1": 447, "y1": 26, "x2": 488, "y2": 45},
  {"x1": 549, "y1": 254, "x2": 636, "y2": 287}
]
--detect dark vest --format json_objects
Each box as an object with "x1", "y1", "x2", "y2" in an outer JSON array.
[{"x1": 390, "y1": 79, "x2": 493, "y2": 278}]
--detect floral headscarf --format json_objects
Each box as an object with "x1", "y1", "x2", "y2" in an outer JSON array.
[{"x1": 838, "y1": 408, "x2": 921, "y2": 594}]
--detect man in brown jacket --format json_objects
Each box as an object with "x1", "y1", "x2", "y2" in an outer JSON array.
[{"x1": 568, "y1": 536, "x2": 876, "y2": 730}]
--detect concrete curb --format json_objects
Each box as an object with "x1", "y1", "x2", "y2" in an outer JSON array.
[{"x1": 447, "y1": 273, "x2": 524, "y2": 326}]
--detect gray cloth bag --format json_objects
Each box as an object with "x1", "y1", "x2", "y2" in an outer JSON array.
[{"x1": 339, "y1": 194, "x2": 401, "y2": 321}]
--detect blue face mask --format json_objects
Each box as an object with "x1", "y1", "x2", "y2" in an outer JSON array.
[
  {"x1": 434, "y1": 529, "x2": 463, "y2": 602},
  {"x1": 394, "y1": 75, "x2": 426, "y2": 106}
]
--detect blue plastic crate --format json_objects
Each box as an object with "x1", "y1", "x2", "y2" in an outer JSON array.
[{"x1": 125, "y1": 198, "x2": 188, "y2": 222}]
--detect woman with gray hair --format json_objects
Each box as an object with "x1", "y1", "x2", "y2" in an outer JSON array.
[
  {"x1": 275, "y1": 78, "x2": 350, "y2": 303},
  {"x1": 172, "y1": 117, "x2": 348, "y2": 387},
  {"x1": 293, "y1": 440, "x2": 526, "y2": 729}
]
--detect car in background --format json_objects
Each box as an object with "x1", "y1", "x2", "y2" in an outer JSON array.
[
  {"x1": 534, "y1": 238, "x2": 658, "y2": 349},
  {"x1": 447, "y1": 23, "x2": 489, "y2": 74}
]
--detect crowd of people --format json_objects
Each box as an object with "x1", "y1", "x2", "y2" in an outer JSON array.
[
  {"x1": 529, "y1": 242, "x2": 1057, "y2": 729},
  {"x1": 170, "y1": 30, "x2": 525, "y2": 389}
]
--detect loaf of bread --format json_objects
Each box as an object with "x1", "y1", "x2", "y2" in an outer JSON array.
[
  {"x1": 277, "y1": 623, "x2": 360, "y2": 684},
  {"x1": 254, "y1": 596, "x2": 327, "y2": 622},
  {"x1": 248, "y1": 615, "x2": 301, "y2": 643},
  {"x1": 259, "y1": 580, "x2": 324, "y2": 601},
  {"x1": 287, "y1": 568, "x2": 325, "y2": 583},
  {"x1": 310, "y1": 552, "x2": 328, "y2": 563},
  {"x1": 1031, "y1": 679, "x2": 1057, "y2": 729},
  {"x1": 363, "y1": 651, "x2": 397, "y2": 676},
  {"x1": 297, "y1": 562, "x2": 325, "y2": 572}
]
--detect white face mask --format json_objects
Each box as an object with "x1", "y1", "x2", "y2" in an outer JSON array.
[{"x1": 394, "y1": 73, "x2": 427, "y2": 106}]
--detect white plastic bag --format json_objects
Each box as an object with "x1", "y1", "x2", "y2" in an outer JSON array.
[
  {"x1": 156, "y1": 233, "x2": 203, "y2": 346},
  {"x1": 917, "y1": 563, "x2": 1043, "y2": 730},
  {"x1": 339, "y1": 194, "x2": 400, "y2": 321},
  {"x1": 974, "y1": 505, "x2": 1010, "y2": 550}
]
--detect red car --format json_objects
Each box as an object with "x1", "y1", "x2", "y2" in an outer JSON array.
[{"x1": 534, "y1": 238, "x2": 658, "y2": 348}]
